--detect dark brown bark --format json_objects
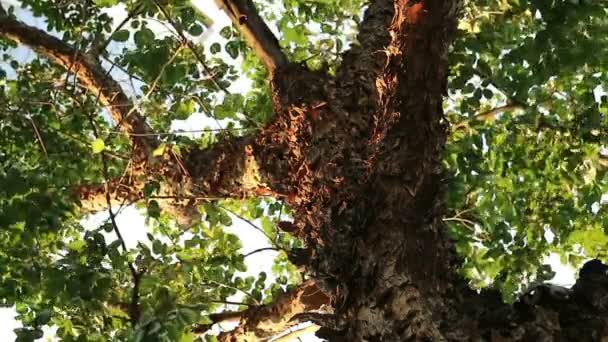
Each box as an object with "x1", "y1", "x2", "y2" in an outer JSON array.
[
  {"x1": 220, "y1": 0, "x2": 608, "y2": 340},
  {"x1": 217, "y1": 0, "x2": 288, "y2": 72}
]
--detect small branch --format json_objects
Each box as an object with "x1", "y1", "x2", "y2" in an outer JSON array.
[
  {"x1": 91, "y1": 4, "x2": 144, "y2": 56},
  {"x1": 244, "y1": 247, "x2": 279, "y2": 258},
  {"x1": 209, "y1": 300, "x2": 253, "y2": 307},
  {"x1": 204, "y1": 280, "x2": 260, "y2": 305},
  {"x1": 85, "y1": 110, "x2": 142, "y2": 326},
  {"x1": 442, "y1": 217, "x2": 478, "y2": 226},
  {"x1": 272, "y1": 324, "x2": 320, "y2": 342},
  {"x1": 112, "y1": 43, "x2": 185, "y2": 135},
  {"x1": 24, "y1": 115, "x2": 48, "y2": 158},
  {"x1": 474, "y1": 103, "x2": 525, "y2": 122},
  {"x1": 107, "y1": 127, "x2": 254, "y2": 136},
  {"x1": 218, "y1": 280, "x2": 331, "y2": 341},
  {"x1": 192, "y1": 310, "x2": 245, "y2": 333},
  {"x1": 216, "y1": 0, "x2": 288, "y2": 72},
  {"x1": 219, "y1": 205, "x2": 278, "y2": 247}
]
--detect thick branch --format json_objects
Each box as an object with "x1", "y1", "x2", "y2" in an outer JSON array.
[
  {"x1": 0, "y1": 9, "x2": 157, "y2": 156},
  {"x1": 192, "y1": 310, "x2": 244, "y2": 333},
  {"x1": 336, "y1": 0, "x2": 394, "y2": 84},
  {"x1": 218, "y1": 280, "x2": 330, "y2": 341},
  {"x1": 77, "y1": 135, "x2": 289, "y2": 227},
  {"x1": 448, "y1": 258, "x2": 608, "y2": 340},
  {"x1": 216, "y1": 0, "x2": 288, "y2": 72},
  {"x1": 273, "y1": 324, "x2": 320, "y2": 342}
]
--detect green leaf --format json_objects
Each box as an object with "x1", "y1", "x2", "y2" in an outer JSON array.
[
  {"x1": 219, "y1": 26, "x2": 233, "y2": 39},
  {"x1": 210, "y1": 43, "x2": 221, "y2": 54},
  {"x1": 225, "y1": 41, "x2": 240, "y2": 59},
  {"x1": 147, "y1": 200, "x2": 161, "y2": 219},
  {"x1": 282, "y1": 26, "x2": 307, "y2": 45},
  {"x1": 188, "y1": 24, "x2": 204, "y2": 36},
  {"x1": 35, "y1": 309, "x2": 52, "y2": 325},
  {"x1": 112, "y1": 29, "x2": 130, "y2": 42},
  {"x1": 91, "y1": 138, "x2": 105, "y2": 154},
  {"x1": 94, "y1": 0, "x2": 119, "y2": 6},
  {"x1": 68, "y1": 240, "x2": 86, "y2": 253},
  {"x1": 102, "y1": 223, "x2": 114, "y2": 233},
  {"x1": 143, "y1": 181, "x2": 161, "y2": 198},
  {"x1": 176, "y1": 100, "x2": 196, "y2": 119},
  {"x1": 134, "y1": 28, "x2": 155, "y2": 48}
]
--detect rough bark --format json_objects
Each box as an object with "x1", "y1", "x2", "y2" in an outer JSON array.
[
  {"x1": 77, "y1": 135, "x2": 286, "y2": 226},
  {"x1": 218, "y1": 280, "x2": 330, "y2": 341},
  {"x1": 217, "y1": 0, "x2": 608, "y2": 340},
  {"x1": 216, "y1": 0, "x2": 288, "y2": 72}
]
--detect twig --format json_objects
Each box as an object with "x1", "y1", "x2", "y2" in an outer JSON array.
[
  {"x1": 192, "y1": 310, "x2": 245, "y2": 333},
  {"x1": 272, "y1": 324, "x2": 320, "y2": 342},
  {"x1": 452, "y1": 103, "x2": 525, "y2": 130},
  {"x1": 209, "y1": 300, "x2": 253, "y2": 307},
  {"x1": 24, "y1": 114, "x2": 48, "y2": 158},
  {"x1": 149, "y1": 194, "x2": 223, "y2": 201},
  {"x1": 204, "y1": 280, "x2": 260, "y2": 305},
  {"x1": 85, "y1": 110, "x2": 142, "y2": 326},
  {"x1": 244, "y1": 247, "x2": 279, "y2": 258},
  {"x1": 92, "y1": 4, "x2": 144, "y2": 56},
  {"x1": 442, "y1": 217, "x2": 478, "y2": 227},
  {"x1": 56, "y1": 130, "x2": 128, "y2": 160},
  {"x1": 218, "y1": 205, "x2": 278, "y2": 247},
  {"x1": 105, "y1": 127, "x2": 254, "y2": 136},
  {"x1": 107, "y1": 43, "x2": 185, "y2": 140},
  {"x1": 100, "y1": 54, "x2": 146, "y2": 84}
]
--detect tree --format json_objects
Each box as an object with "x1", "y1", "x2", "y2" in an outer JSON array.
[{"x1": 1, "y1": 0, "x2": 607, "y2": 340}]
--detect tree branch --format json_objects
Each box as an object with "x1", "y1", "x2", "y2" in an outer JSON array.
[
  {"x1": 152, "y1": 0, "x2": 229, "y2": 93},
  {"x1": 0, "y1": 9, "x2": 157, "y2": 156},
  {"x1": 272, "y1": 324, "x2": 320, "y2": 342},
  {"x1": 336, "y1": 0, "x2": 394, "y2": 83},
  {"x1": 192, "y1": 310, "x2": 244, "y2": 333},
  {"x1": 449, "y1": 258, "x2": 608, "y2": 340},
  {"x1": 76, "y1": 133, "x2": 287, "y2": 227},
  {"x1": 243, "y1": 247, "x2": 278, "y2": 258},
  {"x1": 216, "y1": 0, "x2": 288, "y2": 73},
  {"x1": 217, "y1": 280, "x2": 331, "y2": 341}
]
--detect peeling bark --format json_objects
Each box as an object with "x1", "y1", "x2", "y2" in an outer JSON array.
[{"x1": 218, "y1": 280, "x2": 330, "y2": 341}]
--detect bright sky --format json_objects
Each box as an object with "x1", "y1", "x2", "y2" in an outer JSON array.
[{"x1": 0, "y1": 0, "x2": 580, "y2": 341}]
